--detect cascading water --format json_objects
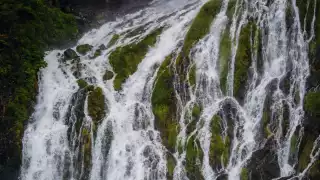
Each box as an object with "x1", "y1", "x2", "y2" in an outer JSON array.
[{"x1": 20, "y1": 0, "x2": 320, "y2": 180}]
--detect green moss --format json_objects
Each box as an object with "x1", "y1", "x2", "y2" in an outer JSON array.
[
  {"x1": 309, "y1": 160, "x2": 320, "y2": 178},
  {"x1": 88, "y1": 87, "x2": 105, "y2": 123},
  {"x1": 219, "y1": 29, "x2": 231, "y2": 94},
  {"x1": 103, "y1": 70, "x2": 114, "y2": 81},
  {"x1": 298, "y1": 136, "x2": 315, "y2": 172},
  {"x1": 107, "y1": 34, "x2": 120, "y2": 48},
  {"x1": 0, "y1": 0, "x2": 78, "y2": 171},
  {"x1": 176, "y1": 0, "x2": 222, "y2": 83},
  {"x1": 81, "y1": 127, "x2": 92, "y2": 170},
  {"x1": 304, "y1": 92, "x2": 320, "y2": 115},
  {"x1": 262, "y1": 110, "x2": 272, "y2": 138},
  {"x1": 109, "y1": 28, "x2": 162, "y2": 90},
  {"x1": 76, "y1": 44, "x2": 93, "y2": 55},
  {"x1": 209, "y1": 115, "x2": 230, "y2": 168},
  {"x1": 192, "y1": 105, "x2": 201, "y2": 119},
  {"x1": 77, "y1": 79, "x2": 88, "y2": 89},
  {"x1": 152, "y1": 55, "x2": 178, "y2": 152},
  {"x1": 167, "y1": 154, "x2": 176, "y2": 179},
  {"x1": 290, "y1": 134, "x2": 298, "y2": 154},
  {"x1": 234, "y1": 22, "x2": 256, "y2": 100},
  {"x1": 189, "y1": 65, "x2": 196, "y2": 86},
  {"x1": 182, "y1": 0, "x2": 222, "y2": 54},
  {"x1": 185, "y1": 135, "x2": 204, "y2": 180},
  {"x1": 240, "y1": 168, "x2": 249, "y2": 180},
  {"x1": 91, "y1": 49, "x2": 102, "y2": 59}
]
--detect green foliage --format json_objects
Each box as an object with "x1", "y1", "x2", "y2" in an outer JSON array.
[
  {"x1": 189, "y1": 65, "x2": 196, "y2": 86},
  {"x1": 219, "y1": 29, "x2": 231, "y2": 94},
  {"x1": 91, "y1": 49, "x2": 102, "y2": 59},
  {"x1": 234, "y1": 22, "x2": 256, "y2": 100},
  {"x1": 152, "y1": 55, "x2": 178, "y2": 152},
  {"x1": 167, "y1": 154, "x2": 176, "y2": 179},
  {"x1": 76, "y1": 44, "x2": 93, "y2": 55},
  {"x1": 109, "y1": 28, "x2": 162, "y2": 90},
  {"x1": 304, "y1": 92, "x2": 320, "y2": 116},
  {"x1": 185, "y1": 135, "x2": 204, "y2": 180},
  {"x1": 107, "y1": 34, "x2": 120, "y2": 48},
  {"x1": 81, "y1": 127, "x2": 92, "y2": 170},
  {"x1": 209, "y1": 115, "x2": 230, "y2": 169},
  {"x1": 88, "y1": 87, "x2": 105, "y2": 123},
  {"x1": 0, "y1": 0, "x2": 78, "y2": 172},
  {"x1": 176, "y1": 0, "x2": 222, "y2": 86},
  {"x1": 182, "y1": 0, "x2": 222, "y2": 54},
  {"x1": 240, "y1": 168, "x2": 249, "y2": 180},
  {"x1": 77, "y1": 79, "x2": 88, "y2": 89}
]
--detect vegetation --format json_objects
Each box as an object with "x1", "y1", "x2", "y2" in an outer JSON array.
[
  {"x1": 185, "y1": 135, "x2": 204, "y2": 180},
  {"x1": 0, "y1": 0, "x2": 77, "y2": 174},
  {"x1": 152, "y1": 55, "x2": 178, "y2": 152},
  {"x1": 77, "y1": 79, "x2": 88, "y2": 89},
  {"x1": 109, "y1": 28, "x2": 162, "y2": 90},
  {"x1": 88, "y1": 87, "x2": 106, "y2": 123},
  {"x1": 81, "y1": 127, "x2": 92, "y2": 171},
  {"x1": 167, "y1": 154, "x2": 176, "y2": 179},
  {"x1": 188, "y1": 65, "x2": 196, "y2": 86},
  {"x1": 107, "y1": 34, "x2": 120, "y2": 48},
  {"x1": 304, "y1": 92, "x2": 320, "y2": 116},
  {"x1": 209, "y1": 115, "x2": 230, "y2": 169},
  {"x1": 76, "y1": 44, "x2": 93, "y2": 55},
  {"x1": 219, "y1": 29, "x2": 231, "y2": 94},
  {"x1": 240, "y1": 168, "x2": 249, "y2": 180},
  {"x1": 234, "y1": 22, "x2": 256, "y2": 101}
]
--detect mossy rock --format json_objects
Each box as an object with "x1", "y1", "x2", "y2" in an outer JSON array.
[
  {"x1": 76, "y1": 44, "x2": 93, "y2": 55},
  {"x1": 103, "y1": 70, "x2": 114, "y2": 81},
  {"x1": 152, "y1": 55, "x2": 178, "y2": 153},
  {"x1": 304, "y1": 92, "x2": 320, "y2": 116},
  {"x1": 77, "y1": 79, "x2": 88, "y2": 89},
  {"x1": 109, "y1": 28, "x2": 162, "y2": 90},
  {"x1": 107, "y1": 34, "x2": 120, "y2": 48},
  {"x1": 167, "y1": 153, "x2": 176, "y2": 179},
  {"x1": 91, "y1": 49, "x2": 102, "y2": 59},
  {"x1": 219, "y1": 29, "x2": 231, "y2": 94},
  {"x1": 88, "y1": 87, "x2": 105, "y2": 123},
  {"x1": 185, "y1": 135, "x2": 204, "y2": 180},
  {"x1": 81, "y1": 127, "x2": 92, "y2": 171},
  {"x1": 298, "y1": 135, "x2": 316, "y2": 172},
  {"x1": 188, "y1": 65, "x2": 196, "y2": 86},
  {"x1": 64, "y1": 48, "x2": 78, "y2": 60},
  {"x1": 209, "y1": 115, "x2": 230, "y2": 169},
  {"x1": 240, "y1": 168, "x2": 249, "y2": 180},
  {"x1": 234, "y1": 22, "x2": 257, "y2": 101}
]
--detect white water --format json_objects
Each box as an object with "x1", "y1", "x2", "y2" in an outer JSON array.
[{"x1": 20, "y1": 0, "x2": 319, "y2": 180}]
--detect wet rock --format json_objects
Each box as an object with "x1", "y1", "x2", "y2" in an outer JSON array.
[
  {"x1": 99, "y1": 44, "x2": 106, "y2": 50},
  {"x1": 76, "y1": 44, "x2": 93, "y2": 55},
  {"x1": 64, "y1": 48, "x2": 78, "y2": 60},
  {"x1": 246, "y1": 138, "x2": 280, "y2": 180},
  {"x1": 103, "y1": 70, "x2": 114, "y2": 81}
]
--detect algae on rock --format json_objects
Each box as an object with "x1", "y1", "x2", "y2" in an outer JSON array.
[
  {"x1": 109, "y1": 28, "x2": 162, "y2": 90},
  {"x1": 209, "y1": 115, "x2": 230, "y2": 169},
  {"x1": 88, "y1": 87, "x2": 106, "y2": 123},
  {"x1": 76, "y1": 44, "x2": 93, "y2": 55},
  {"x1": 152, "y1": 55, "x2": 178, "y2": 153}
]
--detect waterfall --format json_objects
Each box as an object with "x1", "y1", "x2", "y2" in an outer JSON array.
[{"x1": 20, "y1": 0, "x2": 320, "y2": 180}]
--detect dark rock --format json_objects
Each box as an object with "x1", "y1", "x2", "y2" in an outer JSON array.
[
  {"x1": 103, "y1": 70, "x2": 114, "y2": 81},
  {"x1": 64, "y1": 48, "x2": 78, "y2": 60},
  {"x1": 247, "y1": 138, "x2": 280, "y2": 180}
]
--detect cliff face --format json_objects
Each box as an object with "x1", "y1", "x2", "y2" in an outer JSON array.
[{"x1": 2, "y1": 0, "x2": 320, "y2": 180}]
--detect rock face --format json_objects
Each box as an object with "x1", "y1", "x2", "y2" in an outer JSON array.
[{"x1": 64, "y1": 48, "x2": 78, "y2": 60}]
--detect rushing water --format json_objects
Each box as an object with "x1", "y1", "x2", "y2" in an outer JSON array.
[{"x1": 20, "y1": 0, "x2": 320, "y2": 180}]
